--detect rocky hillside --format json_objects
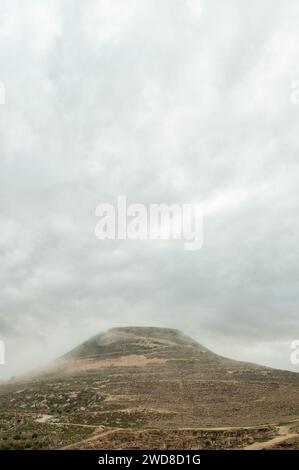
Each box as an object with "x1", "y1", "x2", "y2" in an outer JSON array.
[{"x1": 0, "y1": 327, "x2": 299, "y2": 449}]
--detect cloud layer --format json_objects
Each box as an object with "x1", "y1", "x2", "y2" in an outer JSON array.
[{"x1": 1, "y1": 0, "x2": 299, "y2": 378}]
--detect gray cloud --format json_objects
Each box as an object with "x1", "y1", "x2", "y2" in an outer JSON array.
[{"x1": 1, "y1": 0, "x2": 299, "y2": 378}]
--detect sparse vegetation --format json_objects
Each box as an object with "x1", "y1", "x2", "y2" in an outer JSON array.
[{"x1": 0, "y1": 327, "x2": 299, "y2": 449}]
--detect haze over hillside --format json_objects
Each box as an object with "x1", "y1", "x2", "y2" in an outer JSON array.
[
  {"x1": 1, "y1": 327, "x2": 299, "y2": 449},
  {"x1": 2, "y1": 1, "x2": 299, "y2": 382}
]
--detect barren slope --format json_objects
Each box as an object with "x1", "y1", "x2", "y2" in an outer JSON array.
[{"x1": 0, "y1": 327, "x2": 298, "y2": 449}]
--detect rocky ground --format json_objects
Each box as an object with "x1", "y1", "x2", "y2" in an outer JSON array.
[{"x1": 0, "y1": 327, "x2": 299, "y2": 449}]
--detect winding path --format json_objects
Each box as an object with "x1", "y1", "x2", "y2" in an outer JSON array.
[
  {"x1": 35, "y1": 414, "x2": 298, "y2": 450},
  {"x1": 244, "y1": 425, "x2": 298, "y2": 450}
]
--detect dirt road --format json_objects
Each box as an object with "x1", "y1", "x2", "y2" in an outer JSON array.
[{"x1": 244, "y1": 425, "x2": 298, "y2": 450}]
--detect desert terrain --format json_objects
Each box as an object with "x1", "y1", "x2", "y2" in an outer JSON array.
[{"x1": 0, "y1": 327, "x2": 299, "y2": 449}]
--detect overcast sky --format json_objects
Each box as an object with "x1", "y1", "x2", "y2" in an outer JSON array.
[{"x1": 1, "y1": 0, "x2": 299, "y2": 379}]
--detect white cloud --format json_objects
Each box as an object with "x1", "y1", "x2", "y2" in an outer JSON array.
[
  {"x1": 1, "y1": 0, "x2": 299, "y2": 378},
  {"x1": 81, "y1": 0, "x2": 142, "y2": 50}
]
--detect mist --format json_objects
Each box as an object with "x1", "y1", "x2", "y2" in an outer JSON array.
[{"x1": 1, "y1": 0, "x2": 299, "y2": 380}]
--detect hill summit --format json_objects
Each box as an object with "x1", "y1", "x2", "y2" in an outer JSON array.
[{"x1": 64, "y1": 326, "x2": 207, "y2": 360}]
